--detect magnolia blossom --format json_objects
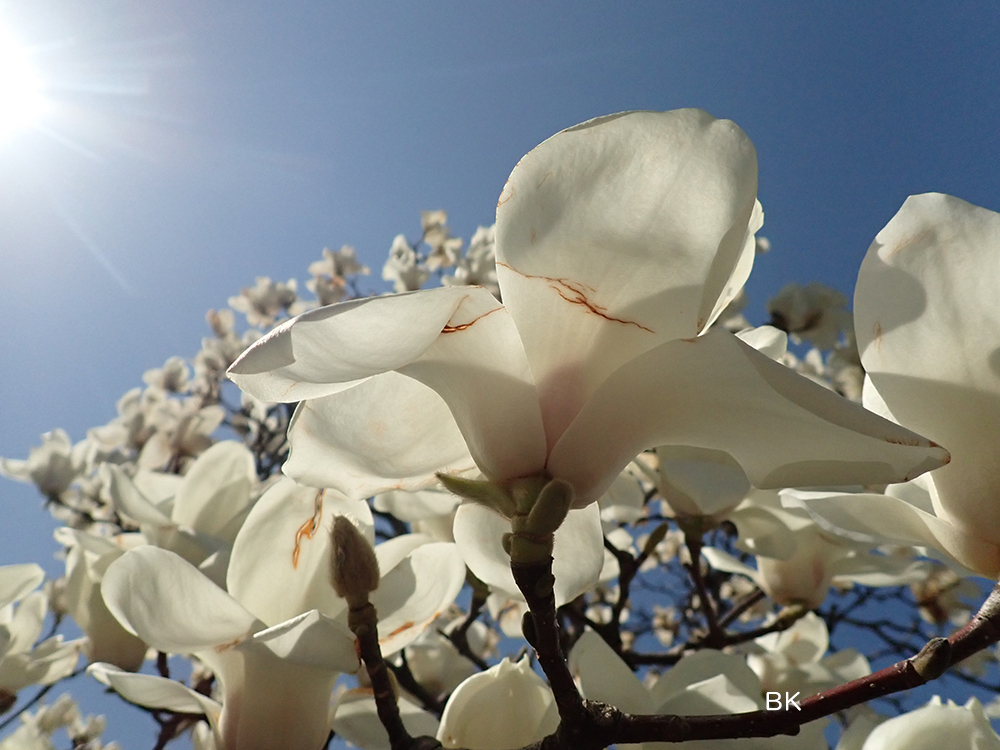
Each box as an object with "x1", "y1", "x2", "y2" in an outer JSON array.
[
  {"x1": 568, "y1": 632, "x2": 827, "y2": 749},
  {"x1": 436, "y1": 656, "x2": 558, "y2": 749},
  {"x1": 229, "y1": 110, "x2": 945, "y2": 530},
  {"x1": 97, "y1": 479, "x2": 465, "y2": 750},
  {"x1": 850, "y1": 697, "x2": 1000, "y2": 750},
  {"x1": 798, "y1": 195, "x2": 1000, "y2": 577}
]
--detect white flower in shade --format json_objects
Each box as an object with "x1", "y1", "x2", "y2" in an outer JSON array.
[
  {"x1": 745, "y1": 612, "x2": 870, "y2": 698},
  {"x1": 855, "y1": 697, "x2": 1000, "y2": 750},
  {"x1": 702, "y1": 495, "x2": 931, "y2": 609},
  {"x1": 567, "y1": 631, "x2": 827, "y2": 749},
  {"x1": 796, "y1": 195, "x2": 1000, "y2": 577},
  {"x1": 53, "y1": 529, "x2": 148, "y2": 671},
  {"x1": 436, "y1": 656, "x2": 559, "y2": 749},
  {"x1": 229, "y1": 109, "x2": 945, "y2": 529}
]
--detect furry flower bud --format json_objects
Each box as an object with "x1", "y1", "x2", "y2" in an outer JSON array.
[{"x1": 329, "y1": 516, "x2": 380, "y2": 606}]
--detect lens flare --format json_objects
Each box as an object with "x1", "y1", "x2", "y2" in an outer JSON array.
[{"x1": 0, "y1": 20, "x2": 49, "y2": 140}]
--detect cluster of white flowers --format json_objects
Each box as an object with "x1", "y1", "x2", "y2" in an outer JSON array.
[{"x1": 3, "y1": 109, "x2": 1000, "y2": 750}]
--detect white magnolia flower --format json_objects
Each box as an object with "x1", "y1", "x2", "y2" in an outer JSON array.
[
  {"x1": 568, "y1": 632, "x2": 827, "y2": 749},
  {"x1": 104, "y1": 440, "x2": 260, "y2": 582},
  {"x1": 0, "y1": 565, "x2": 83, "y2": 695},
  {"x1": 53, "y1": 529, "x2": 148, "y2": 671},
  {"x1": 229, "y1": 110, "x2": 945, "y2": 525},
  {"x1": 0, "y1": 429, "x2": 85, "y2": 497},
  {"x1": 99, "y1": 546, "x2": 360, "y2": 750},
  {"x1": 798, "y1": 195, "x2": 1000, "y2": 577},
  {"x1": 856, "y1": 696, "x2": 1000, "y2": 750},
  {"x1": 437, "y1": 656, "x2": 559, "y2": 749},
  {"x1": 703, "y1": 495, "x2": 930, "y2": 609},
  {"x1": 745, "y1": 612, "x2": 870, "y2": 698}
]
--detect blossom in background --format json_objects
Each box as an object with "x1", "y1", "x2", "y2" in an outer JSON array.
[
  {"x1": 797, "y1": 194, "x2": 1000, "y2": 577},
  {"x1": 229, "y1": 110, "x2": 946, "y2": 522}
]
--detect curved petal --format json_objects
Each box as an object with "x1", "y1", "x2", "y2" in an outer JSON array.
[
  {"x1": 372, "y1": 543, "x2": 466, "y2": 656},
  {"x1": 373, "y1": 489, "x2": 461, "y2": 522},
  {"x1": 437, "y1": 657, "x2": 559, "y2": 749},
  {"x1": 0, "y1": 563, "x2": 44, "y2": 608},
  {"x1": 568, "y1": 629, "x2": 653, "y2": 714},
  {"x1": 496, "y1": 109, "x2": 758, "y2": 447},
  {"x1": 800, "y1": 491, "x2": 1000, "y2": 577},
  {"x1": 550, "y1": 328, "x2": 949, "y2": 506},
  {"x1": 856, "y1": 194, "x2": 1000, "y2": 550},
  {"x1": 453, "y1": 502, "x2": 604, "y2": 606},
  {"x1": 333, "y1": 691, "x2": 440, "y2": 750},
  {"x1": 88, "y1": 662, "x2": 222, "y2": 718},
  {"x1": 285, "y1": 372, "x2": 477, "y2": 498},
  {"x1": 228, "y1": 479, "x2": 371, "y2": 626},
  {"x1": 228, "y1": 287, "x2": 470, "y2": 402},
  {"x1": 861, "y1": 697, "x2": 1000, "y2": 750},
  {"x1": 246, "y1": 610, "x2": 358, "y2": 674},
  {"x1": 172, "y1": 441, "x2": 257, "y2": 542},
  {"x1": 102, "y1": 547, "x2": 257, "y2": 654},
  {"x1": 231, "y1": 285, "x2": 547, "y2": 483}
]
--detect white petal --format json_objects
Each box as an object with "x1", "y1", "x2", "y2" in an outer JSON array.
[
  {"x1": 246, "y1": 609, "x2": 358, "y2": 674},
  {"x1": 453, "y1": 502, "x2": 605, "y2": 606},
  {"x1": 228, "y1": 286, "x2": 471, "y2": 402},
  {"x1": 655, "y1": 445, "x2": 751, "y2": 518},
  {"x1": 88, "y1": 662, "x2": 222, "y2": 717},
  {"x1": 857, "y1": 195, "x2": 1000, "y2": 557},
  {"x1": 227, "y1": 478, "x2": 370, "y2": 626},
  {"x1": 496, "y1": 109, "x2": 758, "y2": 448},
  {"x1": 172, "y1": 441, "x2": 257, "y2": 542},
  {"x1": 568, "y1": 629, "x2": 653, "y2": 714},
  {"x1": 550, "y1": 328, "x2": 949, "y2": 506},
  {"x1": 102, "y1": 547, "x2": 257, "y2": 654},
  {"x1": 104, "y1": 465, "x2": 174, "y2": 528},
  {"x1": 284, "y1": 373, "x2": 477, "y2": 499},
  {"x1": 230, "y1": 285, "x2": 548, "y2": 483},
  {"x1": 373, "y1": 543, "x2": 466, "y2": 656},
  {"x1": 332, "y1": 691, "x2": 440, "y2": 750},
  {"x1": 437, "y1": 657, "x2": 559, "y2": 749},
  {"x1": 0, "y1": 563, "x2": 44, "y2": 608},
  {"x1": 374, "y1": 489, "x2": 461, "y2": 522},
  {"x1": 801, "y1": 491, "x2": 1000, "y2": 577},
  {"x1": 861, "y1": 697, "x2": 1000, "y2": 750}
]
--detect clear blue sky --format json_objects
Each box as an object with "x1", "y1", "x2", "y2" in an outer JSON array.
[{"x1": 1, "y1": 1, "x2": 998, "y2": 746}]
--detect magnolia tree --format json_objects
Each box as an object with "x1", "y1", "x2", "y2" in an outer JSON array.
[{"x1": 2, "y1": 109, "x2": 1000, "y2": 750}]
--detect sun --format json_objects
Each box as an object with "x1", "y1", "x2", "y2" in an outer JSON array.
[{"x1": 0, "y1": 19, "x2": 49, "y2": 140}]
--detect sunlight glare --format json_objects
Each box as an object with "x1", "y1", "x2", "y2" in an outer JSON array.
[{"x1": 0, "y1": 20, "x2": 49, "y2": 140}]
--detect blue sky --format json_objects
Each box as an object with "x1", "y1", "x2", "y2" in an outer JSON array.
[{"x1": 1, "y1": 1, "x2": 998, "y2": 746}]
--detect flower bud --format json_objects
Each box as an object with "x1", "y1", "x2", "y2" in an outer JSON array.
[{"x1": 329, "y1": 516, "x2": 380, "y2": 606}]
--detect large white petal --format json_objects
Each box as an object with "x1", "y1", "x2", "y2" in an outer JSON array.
[
  {"x1": 245, "y1": 609, "x2": 358, "y2": 674},
  {"x1": 453, "y1": 502, "x2": 605, "y2": 606},
  {"x1": 228, "y1": 287, "x2": 469, "y2": 402},
  {"x1": 495, "y1": 109, "x2": 758, "y2": 448},
  {"x1": 800, "y1": 491, "x2": 1000, "y2": 577},
  {"x1": 437, "y1": 657, "x2": 559, "y2": 750},
  {"x1": 550, "y1": 328, "x2": 949, "y2": 506},
  {"x1": 568, "y1": 629, "x2": 653, "y2": 714},
  {"x1": 285, "y1": 372, "x2": 477, "y2": 497},
  {"x1": 88, "y1": 662, "x2": 222, "y2": 718},
  {"x1": 230, "y1": 286, "x2": 547, "y2": 483},
  {"x1": 333, "y1": 691, "x2": 440, "y2": 750},
  {"x1": 857, "y1": 194, "x2": 1000, "y2": 550},
  {"x1": 227, "y1": 479, "x2": 371, "y2": 626},
  {"x1": 172, "y1": 441, "x2": 257, "y2": 542},
  {"x1": 0, "y1": 563, "x2": 44, "y2": 608},
  {"x1": 102, "y1": 547, "x2": 257, "y2": 654},
  {"x1": 372, "y1": 543, "x2": 466, "y2": 656}
]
